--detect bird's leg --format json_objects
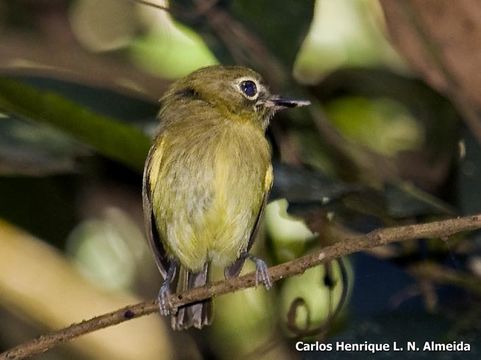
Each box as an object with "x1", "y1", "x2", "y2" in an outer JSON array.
[{"x1": 158, "y1": 260, "x2": 178, "y2": 316}]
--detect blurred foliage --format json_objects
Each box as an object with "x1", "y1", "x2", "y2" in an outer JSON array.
[
  {"x1": 265, "y1": 199, "x2": 317, "y2": 263},
  {"x1": 1, "y1": 0, "x2": 481, "y2": 359},
  {"x1": 130, "y1": 23, "x2": 217, "y2": 78},
  {"x1": 0, "y1": 114, "x2": 85, "y2": 175},
  {"x1": 70, "y1": 0, "x2": 138, "y2": 52},
  {"x1": 0, "y1": 219, "x2": 172, "y2": 360},
  {"x1": 294, "y1": 0, "x2": 405, "y2": 83},
  {"x1": 211, "y1": 276, "x2": 276, "y2": 359},
  {"x1": 66, "y1": 207, "x2": 149, "y2": 290},
  {"x1": 325, "y1": 96, "x2": 423, "y2": 157},
  {"x1": 0, "y1": 77, "x2": 151, "y2": 171},
  {"x1": 279, "y1": 260, "x2": 352, "y2": 337},
  {"x1": 130, "y1": 0, "x2": 218, "y2": 78}
]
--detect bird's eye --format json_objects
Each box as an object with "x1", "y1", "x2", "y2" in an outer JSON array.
[{"x1": 240, "y1": 80, "x2": 258, "y2": 98}]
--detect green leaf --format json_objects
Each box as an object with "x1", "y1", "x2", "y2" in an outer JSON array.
[
  {"x1": 11, "y1": 75, "x2": 158, "y2": 123},
  {"x1": 0, "y1": 77, "x2": 151, "y2": 172}
]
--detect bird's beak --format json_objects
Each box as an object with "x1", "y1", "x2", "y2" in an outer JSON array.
[{"x1": 262, "y1": 96, "x2": 311, "y2": 110}]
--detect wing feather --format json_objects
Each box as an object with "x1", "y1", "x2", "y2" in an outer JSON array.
[{"x1": 142, "y1": 136, "x2": 169, "y2": 278}]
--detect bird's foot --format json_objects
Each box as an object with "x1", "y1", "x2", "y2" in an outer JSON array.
[
  {"x1": 249, "y1": 254, "x2": 272, "y2": 290},
  {"x1": 157, "y1": 260, "x2": 178, "y2": 316},
  {"x1": 158, "y1": 282, "x2": 172, "y2": 316}
]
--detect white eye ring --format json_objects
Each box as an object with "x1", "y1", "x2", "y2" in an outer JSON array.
[{"x1": 235, "y1": 77, "x2": 260, "y2": 100}]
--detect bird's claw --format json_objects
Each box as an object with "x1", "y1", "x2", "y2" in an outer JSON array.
[
  {"x1": 158, "y1": 283, "x2": 172, "y2": 316},
  {"x1": 251, "y1": 256, "x2": 272, "y2": 290}
]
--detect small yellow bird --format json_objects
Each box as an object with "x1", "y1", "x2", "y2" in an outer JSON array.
[{"x1": 143, "y1": 65, "x2": 309, "y2": 330}]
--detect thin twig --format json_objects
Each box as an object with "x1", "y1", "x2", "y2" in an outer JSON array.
[{"x1": 2, "y1": 214, "x2": 481, "y2": 360}]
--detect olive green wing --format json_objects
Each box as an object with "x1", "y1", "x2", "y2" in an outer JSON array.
[
  {"x1": 142, "y1": 136, "x2": 169, "y2": 279},
  {"x1": 224, "y1": 164, "x2": 273, "y2": 278}
]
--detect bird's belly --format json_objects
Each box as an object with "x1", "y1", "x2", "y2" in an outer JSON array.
[{"x1": 167, "y1": 170, "x2": 260, "y2": 271}]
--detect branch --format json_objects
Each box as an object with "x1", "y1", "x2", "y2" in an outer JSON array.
[{"x1": 2, "y1": 214, "x2": 481, "y2": 360}]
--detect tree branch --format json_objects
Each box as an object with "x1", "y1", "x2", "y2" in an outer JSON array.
[{"x1": 2, "y1": 214, "x2": 481, "y2": 360}]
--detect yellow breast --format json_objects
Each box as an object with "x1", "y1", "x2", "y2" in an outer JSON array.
[{"x1": 149, "y1": 120, "x2": 271, "y2": 271}]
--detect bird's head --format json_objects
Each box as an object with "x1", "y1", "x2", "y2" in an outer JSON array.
[{"x1": 161, "y1": 65, "x2": 310, "y2": 129}]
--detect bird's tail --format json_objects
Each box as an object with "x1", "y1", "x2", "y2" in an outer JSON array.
[{"x1": 171, "y1": 263, "x2": 212, "y2": 330}]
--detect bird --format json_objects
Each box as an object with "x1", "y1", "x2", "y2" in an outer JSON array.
[{"x1": 142, "y1": 65, "x2": 310, "y2": 330}]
